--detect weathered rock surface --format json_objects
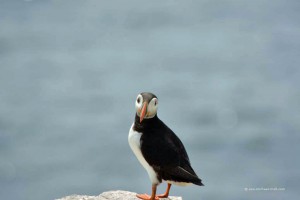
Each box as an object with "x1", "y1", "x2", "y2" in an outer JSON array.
[{"x1": 56, "y1": 190, "x2": 182, "y2": 200}]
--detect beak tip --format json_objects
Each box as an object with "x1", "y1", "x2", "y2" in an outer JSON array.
[{"x1": 139, "y1": 115, "x2": 144, "y2": 123}]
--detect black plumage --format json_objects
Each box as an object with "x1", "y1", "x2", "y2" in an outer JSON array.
[{"x1": 133, "y1": 114, "x2": 204, "y2": 186}]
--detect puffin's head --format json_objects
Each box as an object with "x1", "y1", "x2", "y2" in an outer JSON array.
[{"x1": 135, "y1": 92, "x2": 158, "y2": 123}]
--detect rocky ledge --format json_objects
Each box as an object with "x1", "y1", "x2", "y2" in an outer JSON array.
[{"x1": 56, "y1": 190, "x2": 182, "y2": 200}]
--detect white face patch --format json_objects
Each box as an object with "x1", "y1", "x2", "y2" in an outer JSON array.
[
  {"x1": 146, "y1": 97, "x2": 158, "y2": 118},
  {"x1": 135, "y1": 94, "x2": 158, "y2": 119},
  {"x1": 135, "y1": 94, "x2": 143, "y2": 115}
]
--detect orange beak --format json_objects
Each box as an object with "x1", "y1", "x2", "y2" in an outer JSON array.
[{"x1": 140, "y1": 102, "x2": 148, "y2": 123}]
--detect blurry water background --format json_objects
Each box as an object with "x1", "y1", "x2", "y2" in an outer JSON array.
[{"x1": 0, "y1": 0, "x2": 300, "y2": 200}]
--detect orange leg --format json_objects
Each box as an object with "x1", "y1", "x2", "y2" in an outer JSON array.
[
  {"x1": 136, "y1": 184, "x2": 159, "y2": 200},
  {"x1": 157, "y1": 183, "x2": 172, "y2": 198}
]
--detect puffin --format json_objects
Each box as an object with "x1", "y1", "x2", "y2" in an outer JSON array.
[{"x1": 128, "y1": 92, "x2": 203, "y2": 200}]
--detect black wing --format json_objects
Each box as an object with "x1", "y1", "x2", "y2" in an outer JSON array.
[{"x1": 140, "y1": 118, "x2": 203, "y2": 185}]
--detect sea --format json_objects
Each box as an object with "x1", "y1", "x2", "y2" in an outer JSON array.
[{"x1": 0, "y1": 1, "x2": 299, "y2": 200}]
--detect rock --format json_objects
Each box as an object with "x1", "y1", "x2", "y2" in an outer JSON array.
[{"x1": 56, "y1": 190, "x2": 182, "y2": 200}]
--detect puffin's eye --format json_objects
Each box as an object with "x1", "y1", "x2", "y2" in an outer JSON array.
[
  {"x1": 137, "y1": 97, "x2": 141, "y2": 103},
  {"x1": 154, "y1": 100, "x2": 157, "y2": 106}
]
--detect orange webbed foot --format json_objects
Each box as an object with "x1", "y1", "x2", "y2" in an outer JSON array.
[
  {"x1": 157, "y1": 194, "x2": 168, "y2": 198},
  {"x1": 136, "y1": 193, "x2": 159, "y2": 200},
  {"x1": 157, "y1": 183, "x2": 171, "y2": 198}
]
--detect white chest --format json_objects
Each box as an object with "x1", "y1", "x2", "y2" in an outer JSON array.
[{"x1": 128, "y1": 123, "x2": 159, "y2": 184}]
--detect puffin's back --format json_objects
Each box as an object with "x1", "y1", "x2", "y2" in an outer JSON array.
[{"x1": 137, "y1": 115, "x2": 203, "y2": 186}]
